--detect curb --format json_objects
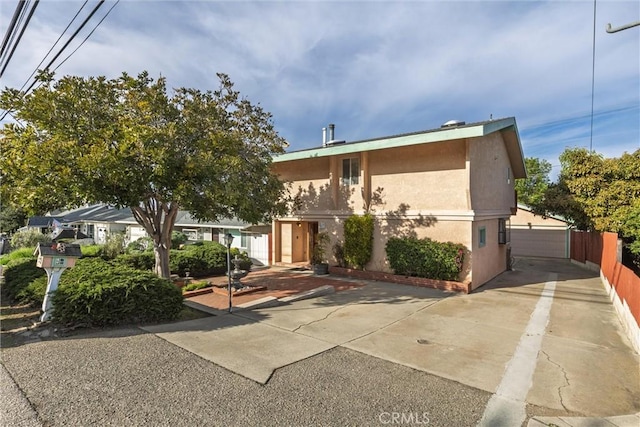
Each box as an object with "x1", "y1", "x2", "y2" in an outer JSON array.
[{"x1": 527, "y1": 413, "x2": 640, "y2": 426}]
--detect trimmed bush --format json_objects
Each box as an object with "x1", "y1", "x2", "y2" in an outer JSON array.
[
  {"x1": 16, "y1": 275, "x2": 47, "y2": 306},
  {"x1": 80, "y1": 245, "x2": 103, "y2": 258},
  {"x1": 169, "y1": 242, "x2": 252, "y2": 277},
  {"x1": 126, "y1": 236, "x2": 153, "y2": 253},
  {"x1": 170, "y1": 242, "x2": 226, "y2": 277},
  {"x1": 2, "y1": 257, "x2": 46, "y2": 303},
  {"x1": 10, "y1": 229, "x2": 51, "y2": 249},
  {"x1": 0, "y1": 247, "x2": 36, "y2": 265},
  {"x1": 52, "y1": 258, "x2": 183, "y2": 326},
  {"x1": 386, "y1": 237, "x2": 465, "y2": 281},
  {"x1": 343, "y1": 214, "x2": 374, "y2": 269},
  {"x1": 172, "y1": 231, "x2": 188, "y2": 248},
  {"x1": 113, "y1": 252, "x2": 156, "y2": 271}
]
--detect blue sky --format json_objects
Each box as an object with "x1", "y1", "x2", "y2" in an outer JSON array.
[{"x1": 1, "y1": 0, "x2": 638, "y2": 177}]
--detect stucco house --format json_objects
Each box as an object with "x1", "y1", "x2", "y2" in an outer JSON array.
[
  {"x1": 271, "y1": 117, "x2": 526, "y2": 290},
  {"x1": 510, "y1": 204, "x2": 571, "y2": 259}
]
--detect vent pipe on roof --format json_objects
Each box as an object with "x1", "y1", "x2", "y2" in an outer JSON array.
[
  {"x1": 328, "y1": 123, "x2": 335, "y2": 142},
  {"x1": 322, "y1": 127, "x2": 327, "y2": 147}
]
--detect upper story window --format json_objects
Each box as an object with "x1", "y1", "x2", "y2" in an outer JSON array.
[{"x1": 342, "y1": 157, "x2": 360, "y2": 186}]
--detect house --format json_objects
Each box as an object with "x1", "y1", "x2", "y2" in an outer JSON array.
[
  {"x1": 36, "y1": 205, "x2": 271, "y2": 266},
  {"x1": 510, "y1": 204, "x2": 571, "y2": 259},
  {"x1": 271, "y1": 117, "x2": 526, "y2": 290},
  {"x1": 21, "y1": 216, "x2": 65, "y2": 234}
]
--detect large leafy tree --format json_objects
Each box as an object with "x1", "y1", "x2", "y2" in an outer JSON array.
[
  {"x1": 533, "y1": 147, "x2": 640, "y2": 234},
  {"x1": 515, "y1": 157, "x2": 552, "y2": 207},
  {"x1": 0, "y1": 71, "x2": 288, "y2": 278}
]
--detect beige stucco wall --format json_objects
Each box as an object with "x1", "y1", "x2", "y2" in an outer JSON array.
[
  {"x1": 469, "y1": 132, "x2": 516, "y2": 214},
  {"x1": 369, "y1": 140, "x2": 468, "y2": 211},
  {"x1": 470, "y1": 219, "x2": 508, "y2": 288}
]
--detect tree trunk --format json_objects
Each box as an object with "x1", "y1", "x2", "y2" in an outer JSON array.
[
  {"x1": 154, "y1": 243, "x2": 171, "y2": 279},
  {"x1": 131, "y1": 200, "x2": 180, "y2": 280}
]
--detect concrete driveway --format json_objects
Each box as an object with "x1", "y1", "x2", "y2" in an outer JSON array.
[{"x1": 143, "y1": 257, "x2": 640, "y2": 425}]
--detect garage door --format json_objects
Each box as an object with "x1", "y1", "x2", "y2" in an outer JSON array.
[{"x1": 510, "y1": 228, "x2": 569, "y2": 258}]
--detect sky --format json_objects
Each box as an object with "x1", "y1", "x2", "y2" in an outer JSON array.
[{"x1": 1, "y1": 0, "x2": 638, "y2": 178}]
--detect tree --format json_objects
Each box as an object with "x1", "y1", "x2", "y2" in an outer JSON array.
[
  {"x1": 0, "y1": 204, "x2": 27, "y2": 233},
  {"x1": 0, "y1": 71, "x2": 288, "y2": 278},
  {"x1": 515, "y1": 157, "x2": 552, "y2": 207},
  {"x1": 558, "y1": 148, "x2": 640, "y2": 233}
]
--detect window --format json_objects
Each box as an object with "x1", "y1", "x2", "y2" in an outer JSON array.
[
  {"x1": 479, "y1": 226, "x2": 486, "y2": 248},
  {"x1": 342, "y1": 157, "x2": 360, "y2": 186},
  {"x1": 498, "y1": 218, "x2": 509, "y2": 244}
]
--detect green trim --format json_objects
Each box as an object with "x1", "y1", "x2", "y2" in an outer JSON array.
[{"x1": 275, "y1": 118, "x2": 517, "y2": 163}]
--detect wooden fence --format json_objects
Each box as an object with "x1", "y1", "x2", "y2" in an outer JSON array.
[{"x1": 571, "y1": 230, "x2": 639, "y2": 352}]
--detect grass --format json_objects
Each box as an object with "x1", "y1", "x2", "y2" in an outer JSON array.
[{"x1": 0, "y1": 247, "x2": 36, "y2": 265}]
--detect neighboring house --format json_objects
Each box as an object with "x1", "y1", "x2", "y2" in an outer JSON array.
[
  {"x1": 272, "y1": 117, "x2": 526, "y2": 290},
  {"x1": 510, "y1": 204, "x2": 571, "y2": 259},
  {"x1": 35, "y1": 205, "x2": 271, "y2": 266},
  {"x1": 20, "y1": 216, "x2": 65, "y2": 234}
]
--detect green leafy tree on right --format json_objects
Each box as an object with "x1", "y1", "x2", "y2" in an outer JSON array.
[{"x1": 531, "y1": 148, "x2": 640, "y2": 258}]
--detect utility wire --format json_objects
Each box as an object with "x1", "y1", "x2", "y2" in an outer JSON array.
[
  {"x1": 0, "y1": 0, "x2": 29, "y2": 66},
  {"x1": 0, "y1": 0, "x2": 27, "y2": 59},
  {"x1": 0, "y1": 0, "x2": 40, "y2": 78},
  {"x1": 0, "y1": 0, "x2": 117, "y2": 123},
  {"x1": 17, "y1": 0, "x2": 89, "y2": 92},
  {"x1": 52, "y1": 0, "x2": 119, "y2": 74},
  {"x1": 21, "y1": 0, "x2": 106, "y2": 92}
]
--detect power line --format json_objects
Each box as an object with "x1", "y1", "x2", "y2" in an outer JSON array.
[
  {"x1": 17, "y1": 0, "x2": 90, "y2": 92},
  {"x1": 0, "y1": 0, "x2": 27, "y2": 59},
  {"x1": 0, "y1": 0, "x2": 40, "y2": 78},
  {"x1": 0, "y1": 0, "x2": 118, "y2": 123},
  {"x1": 52, "y1": 1, "x2": 120, "y2": 74}
]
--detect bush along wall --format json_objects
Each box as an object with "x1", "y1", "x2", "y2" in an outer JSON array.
[
  {"x1": 343, "y1": 214, "x2": 374, "y2": 269},
  {"x1": 386, "y1": 237, "x2": 465, "y2": 282},
  {"x1": 52, "y1": 258, "x2": 183, "y2": 326}
]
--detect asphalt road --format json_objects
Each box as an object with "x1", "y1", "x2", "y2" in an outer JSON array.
[{"x1": 2, "y1": 326, "x2": 491, "y2": 427}]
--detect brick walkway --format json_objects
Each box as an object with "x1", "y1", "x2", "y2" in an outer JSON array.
[{"x1": 185, "y1": 267, "x2": 365, "y2": 310}]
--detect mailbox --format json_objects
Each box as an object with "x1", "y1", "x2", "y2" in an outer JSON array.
[
  {"x1": 34, "y1": 243, "x2": 83, "y2": 322},
  {"x1": 35, "y1": 243, "x2": 82, "y2": 268}
]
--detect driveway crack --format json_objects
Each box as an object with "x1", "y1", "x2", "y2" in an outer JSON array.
[
  {"x1": 291, "y1": 304, "x2": 354, "y2": 333},
  {"x1": 541, "y1": 350, "x2": 570, "y2": 412}
]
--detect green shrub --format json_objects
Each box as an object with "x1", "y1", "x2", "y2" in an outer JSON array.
[
  {"x1": 52, "y1": 258, "x2": 183, "y2": 326},
  {"x1": 0, "y1": 247, "x2": 36, "y2": 265},
  {"x1": 386, "y1": 237, "x2": 465, "y2": 281},
  {"x1": 10, "y1": 229, "x2": 51, "y2": 250},
  {"x1": 113, "y1": 252, "x2": 156, "y2": 271},
  {"x1": 169, "y1": 242, "x2": 251, "y2": 277},
  {"x1": 182, "y1": 281, "x2": 212, "y2": 292},
  {"x1": 126, "y1": 237, "x2": 153, "y2": 253},
  {"x1": 2, "y1": 257, "x2": 46, "y2": 303},
  {"x1": 172, "y1": 231, "x2": 188, "y2": 248},
  {"x1": 343, "y1": 214, "x2": 374, "y2": 269},
  {"x1": 16, "y1": 275, "x2": 47, "y2": 306},
  {"x1": 102, "y1": 233, "x2": 126, "y2": 259},
  {"x1": 80, "y1": 245, "x2": 103, "y2": 258}
]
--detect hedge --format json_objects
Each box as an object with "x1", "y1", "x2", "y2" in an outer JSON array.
[
  {"x1": 343, "y1": 214, "x2": 374, "y2": 269},
  {"x1": 52, "y1": 258, "x2": 183, "y2": 326},
  {"x1": 386, "y1": 237, "x2": 465, "y2": 281},
  {"x1": 2, "y1": 257, "x2": 46, "y2": 304}
]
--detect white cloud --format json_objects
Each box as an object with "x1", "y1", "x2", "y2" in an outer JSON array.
[{"x1": 1, "y1": 0, "x2": 637, "y2": 161}]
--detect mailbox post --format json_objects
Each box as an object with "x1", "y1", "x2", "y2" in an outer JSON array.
[{"x1": 34, "y1": 242, "x2": 82, "y2": 322}]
